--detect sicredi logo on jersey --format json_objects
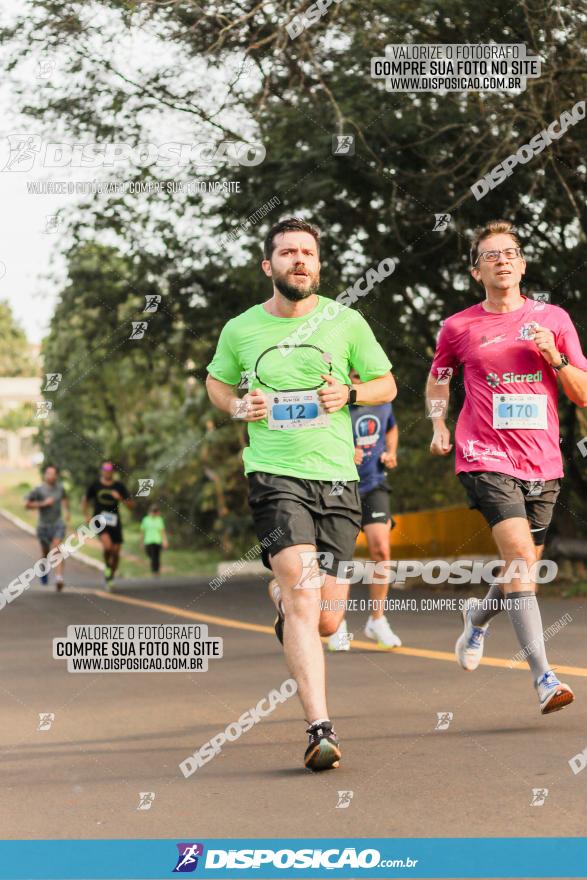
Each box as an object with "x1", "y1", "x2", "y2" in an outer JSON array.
[{"x1": 486, "y1": 370, "x2": 542, "y2": 387}]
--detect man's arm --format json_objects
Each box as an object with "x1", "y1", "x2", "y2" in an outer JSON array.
[
  {"x1": 558, "y1": 366, "x2": 587, "y2": 407},
  {"x1": 354, "y1": 372, "x2": 396, "y2": 405},
  {"x1": 425, "y1": 372, "x2": 453, "y2": 455},
  {"x1": 386, "y1": 424, "x2": 398, "y2": 455},
  {"x1": 319, "y1": 371, "x2": 396, "y2": 413},
  {"x1": 533, "y1": 324, "x2": 587, "y2": 406},
  {"x1": 206, "y1": 374, "x2": 268, "y2": 421},
  {"x1": 380, "y1": 424, "x2": 399, "y2": 469}
]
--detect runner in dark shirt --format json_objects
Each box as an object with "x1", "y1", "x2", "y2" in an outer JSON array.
[
  {"x1": 328, "y1": 369, "x2": 402, "y2": 651},
  {"x1": 82, "y1": 460, "x2": 133, "y2": 588}
]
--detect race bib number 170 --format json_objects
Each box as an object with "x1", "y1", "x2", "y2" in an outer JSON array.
[{"x1": 492, "y1": 393, "x2": 547, "y2": 430}]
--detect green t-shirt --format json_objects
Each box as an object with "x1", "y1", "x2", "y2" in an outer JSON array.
[
  {"x1": 140, "y1": 514, "x2": 165, "y2": 545},
  {"x1": 206, "y1": 296, "x2": 392, "y2": 481}
]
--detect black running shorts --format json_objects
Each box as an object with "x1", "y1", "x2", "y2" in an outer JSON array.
[
  {"x1": 247, "y1": 472, "x2": 362, "y2": 575},
  {"x1": 360, "y1": 483, "x2": 395, "y2": 528},
  {"x1": 100, "y1": 524, "x2": 124, "y2": 545},
  {"x1": 458, "y1": 471, "x2": 561, "y2": 545}
]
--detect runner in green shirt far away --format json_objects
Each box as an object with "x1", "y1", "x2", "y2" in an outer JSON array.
[{"x1": 140, "y1": 504, "x2": 168, "y2": 577}]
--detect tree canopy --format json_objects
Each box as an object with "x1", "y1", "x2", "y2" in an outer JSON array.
[{"x1": 3, "y1": 0, "x2": 586, "y2": 543}]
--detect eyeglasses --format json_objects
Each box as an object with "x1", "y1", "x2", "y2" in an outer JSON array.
[{"x1": 474, "y1": 247, "x2": 522, "y2": 265}]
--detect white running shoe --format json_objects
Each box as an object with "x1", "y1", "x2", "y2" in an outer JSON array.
[
  {"x1": 327, "y1": 619, "x2": 351, "y2": 652},
  {"x1": 364, "y1": 615, "x2": 402, "y2": 649},
  {"x1": 455, "y1": 598, "x2": 488, "y2": 671},
  {"x1": 536, "y1": 670, "x2": 575, "y2": 715}
]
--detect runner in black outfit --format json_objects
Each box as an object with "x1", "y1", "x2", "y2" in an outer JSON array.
[{"x1": 82, "y1": 460, "x2": 133, "y2": 588}]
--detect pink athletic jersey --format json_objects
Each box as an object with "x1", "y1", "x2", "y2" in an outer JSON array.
[{"x1": 430, "y1": 297, "x2": 587, "y2": 480}]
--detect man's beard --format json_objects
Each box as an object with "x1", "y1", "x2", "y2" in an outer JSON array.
[{"x1": 274, "y1": 270, "x2": 319, "y2": 301}]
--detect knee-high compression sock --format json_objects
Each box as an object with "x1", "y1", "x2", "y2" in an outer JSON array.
[
  {"x1": 506, "y1": 590, "x2": 549, "y2": 681},
  {"x1": 470, "y1": 583, "x2": 506, "y2": 627}
]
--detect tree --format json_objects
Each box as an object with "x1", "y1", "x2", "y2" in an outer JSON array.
[
  {"x1": 4, "y1": 0, "x2": 587, "y2": 535},
  {"x1": 0, "y1": 300, "x2": 36, "y2": 376}
]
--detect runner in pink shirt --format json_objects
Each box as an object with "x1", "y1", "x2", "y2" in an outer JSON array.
[{"x1": 426, "y1": 220, "x2": 587, "y2": 715}]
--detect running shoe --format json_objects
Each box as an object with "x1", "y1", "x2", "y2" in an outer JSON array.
[
  {"x1": 40, "y1": 573, "x2": 49, "y2": 586},
  {"x1": 104, "y1": 566, "x2": 115, "y2": 592},
  {"x1": 327, "y1": 619, "x2": 351, "y2": 652},
  {"x1": 536, "y1": 670, "x2": 575, "y2": 715},
  {"x1": 268, "y1": 579, "x2": 285, "y2": 645},
  {"x1": 455, "y1": 598, "x2": 488, "y2": 671},
  {"x1": 304, "y1": 721, "x2": 341, "y2": 771},
  {"x1": 364, "y1": 615, "x2": 402, "y2": 648}
]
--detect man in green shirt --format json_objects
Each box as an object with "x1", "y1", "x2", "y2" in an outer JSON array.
[{"x1": 206, "y1": 217, "x2": 396, "y2": 771}]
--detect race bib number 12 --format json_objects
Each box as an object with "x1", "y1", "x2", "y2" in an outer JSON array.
[{"x1": 267, "y1": 391, "x2": 329, "y2": 430}]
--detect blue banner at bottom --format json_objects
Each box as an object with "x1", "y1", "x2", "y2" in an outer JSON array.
[{"x1": 0, "y1": 838, "x2": 586, "y2": 879}]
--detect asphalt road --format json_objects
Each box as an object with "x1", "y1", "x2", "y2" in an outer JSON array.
[{"x1": 2, "y1": 512, "x2": 587, "y2": 842}]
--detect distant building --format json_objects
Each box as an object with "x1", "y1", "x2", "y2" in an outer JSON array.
[{"x1": 0, "y1": 377, "x2": 43, "y2": 467}]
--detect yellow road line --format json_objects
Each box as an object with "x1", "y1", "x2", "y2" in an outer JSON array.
[
  {"x1": 92, "y1": 590, "x2": 587, "y2": 679},
  {"x1": 92, "y1": 589, "x2": 273, "y2": 635}
]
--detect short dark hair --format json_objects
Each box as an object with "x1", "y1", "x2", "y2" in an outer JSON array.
[
  {"x1": 470, "y1": 220, "x2": 522, "y2": 266},
  {"x1": 263, "y1": 217, "x2": 320, "y2": 261},
  {"x1": 44, "y1": 463, "x2": 59, "y2": 473}
]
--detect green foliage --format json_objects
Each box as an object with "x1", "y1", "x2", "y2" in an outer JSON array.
[
  {"x1": 3, "y1": 0, "x2": 586, "y2": 539},
  {"x1": 0, "y1": 301, "x2": 36, "y2": 377}
]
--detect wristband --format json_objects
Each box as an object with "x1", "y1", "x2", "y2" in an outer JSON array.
[{"x1": 347, "y1": 386, "x2": 357, "y2": 405}]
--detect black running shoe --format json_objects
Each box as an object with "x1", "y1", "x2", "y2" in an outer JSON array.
[{"x1": 304, "y1": 721, "x2": 341, "y2": 771}]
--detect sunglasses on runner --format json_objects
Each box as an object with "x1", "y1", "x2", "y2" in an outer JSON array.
[{"x1": 474, "y1": 247, "x2": 523, "y2": 266}]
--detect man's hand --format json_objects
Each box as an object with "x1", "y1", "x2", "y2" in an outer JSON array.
[
  {"x1": 530, "y1": 324, "x2": 561, "y2": 367},
  {"x1": 380, "y1": 450, "x2": 397, "y2": 469},
  {"x1": 231, "y1": 388, "x2": 268, "y2": 421},
  {"x1": 318, "y1": 375, "x2": 349, "y2": 413},
  {"x1": 354, "y1": 446, "x2": 364, "y2": 465},
  {"x1": 41, "y1": 497, "x2": 55, "y2": 507},
  {"x1": 430, "y1": 425, "x2": 453, "y2": 456},
  {"x1": 110, "y1": 490, "x2": 122, "y2": 501}
]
